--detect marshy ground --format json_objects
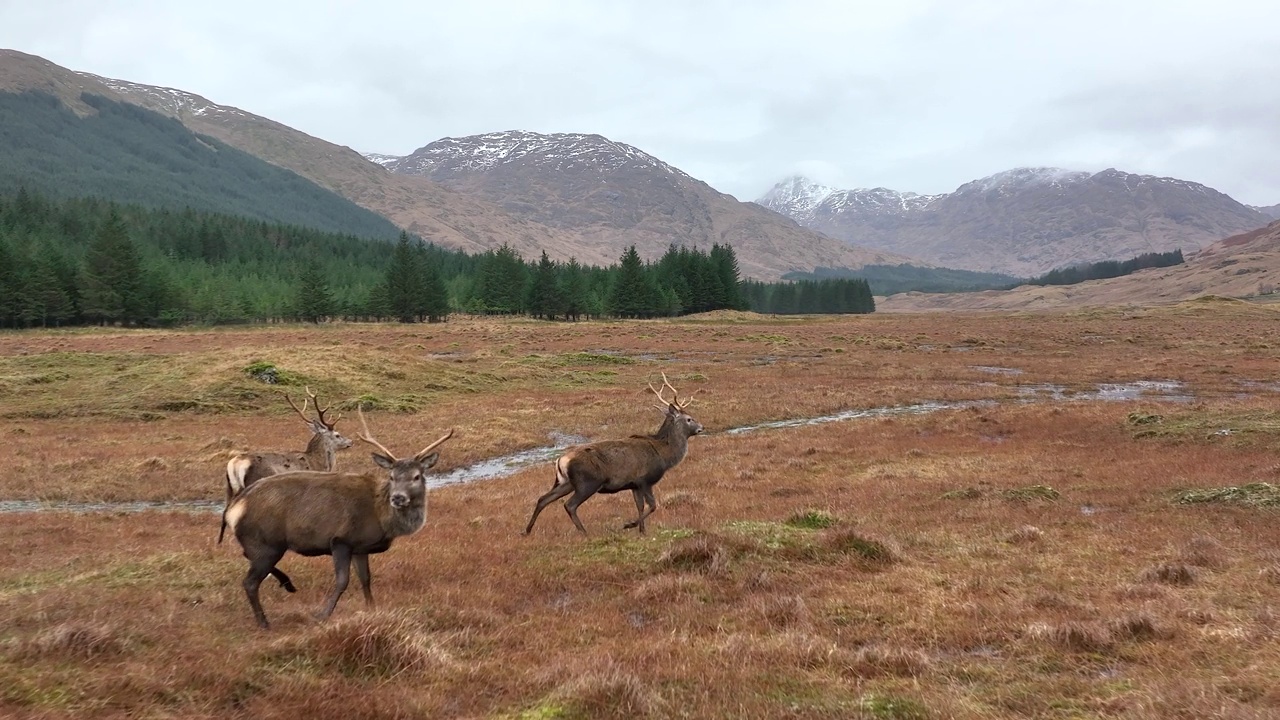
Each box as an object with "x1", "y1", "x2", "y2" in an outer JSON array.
[{"x1": 2, "y1": 300, "x2": 1280, "y2": 719}]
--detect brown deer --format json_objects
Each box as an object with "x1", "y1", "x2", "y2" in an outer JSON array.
[
  {"x1": 223, "y1": 387, "x2": 353, "y2": 502},
  {"x1": 523, "y1": 373, "x2": 702, "y2": 536},
  {"x1": 221, "y1": 406, "x2": 454, "y2": 629}
]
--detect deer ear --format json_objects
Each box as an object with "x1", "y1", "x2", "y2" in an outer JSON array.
[
  {"x1": 417, "y1": 452, "x2": 439, "y2": 470},
  {"x1": 308, "y1": 419, "x2": 326, "y2": 433},
  {"x1": 371, "y1": 453, "x2": 395, "y2": 469}
]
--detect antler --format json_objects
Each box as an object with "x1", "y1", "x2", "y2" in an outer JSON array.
[
  {"x1": 283, "y1": 392, "x2": 312, "y2": 425},
  {"x1": 414, "y1": 428, "x2": 455, "y2": 461},
  {"x1": 648, "y1": 372, "x2": 695, "y2": 410},
  {"x1": 356, "y1": 405, "x2": 397, "y2": 459},
  {"x1": 306, "y1": 385, "x2": 341, "y2": 428}
]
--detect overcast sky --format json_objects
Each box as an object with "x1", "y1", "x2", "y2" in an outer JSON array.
[{"x1": 3, "y1": 0, "x2": 1278, "y2": 205}]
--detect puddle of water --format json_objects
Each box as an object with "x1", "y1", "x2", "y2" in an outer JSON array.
[
  {"x1": 971, "y1": 366, "x2": 1024, "y2": 375},
  {"x1": 430, "y1": 432, "x2": 587, "y2": 488},
  {"x1": 1017, "y1": 380, "x2": 1193, "y2": 403},
  {"x1": 724, "y1": 400, "x2": 987, "y2": 435}
]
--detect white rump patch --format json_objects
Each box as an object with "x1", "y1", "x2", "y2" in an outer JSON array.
[
  {"x1": 223, "y1": 501, "x2": 247, "y2": 537},
  {"x1": 226, "y1": 456, "x2": 253, "y2": 494}
]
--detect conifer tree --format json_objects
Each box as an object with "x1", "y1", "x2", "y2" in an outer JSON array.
[
  {"x1": 81, "y1": 209, "x2": 144, "y2": 324},
  {"x1": 295, "y1": 260, "x2": 334, "y2": 323},
  {"x1": 526, "y1": 250, "x2": 564, "y2": 320}
]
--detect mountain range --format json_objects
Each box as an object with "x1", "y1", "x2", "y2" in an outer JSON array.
[
  {"x1": 757, "y1": 168, "x2": 1270, "y2": 277},
  {"x1": 1, "y1": 47, "x2": 1274, "y2": 288}
]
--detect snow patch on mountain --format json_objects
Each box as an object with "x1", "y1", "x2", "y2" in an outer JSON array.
[
  {"x1": 390, "y1": 130, "x2": 695, "y2": 178},
  {"x1": 756, "y1": 176, "x2": 941, "y2": 221},
  {"x1": 362, "y1": 153, "x2": 403, "y2": 168},
  {"x1": 76, "y1": 72, "x2": 250, "y2": 120}
]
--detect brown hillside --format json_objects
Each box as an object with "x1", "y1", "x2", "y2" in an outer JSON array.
[{"x1": 879, "y1": 220, "x2": 1280, "y2": 312}]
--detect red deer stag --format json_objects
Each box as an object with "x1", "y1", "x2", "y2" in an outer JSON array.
[
  {"x1": 217, "y1": 387, "x2": 353, "y2": 576},
  {"x1": 221, "y1": 406, "x2": 454, "y2": 629},
  {"x1": 523, "y1": 373, "x2": 703, "y2": 535}
]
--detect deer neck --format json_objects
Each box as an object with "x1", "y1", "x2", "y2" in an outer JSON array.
[{"x1": 303, "y1": 432, "x2": 336, "y2": 470}]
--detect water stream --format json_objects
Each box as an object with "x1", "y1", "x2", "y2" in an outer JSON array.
[{"x1": 0, "y1": 379, "x2": 1196, "y2": 514}]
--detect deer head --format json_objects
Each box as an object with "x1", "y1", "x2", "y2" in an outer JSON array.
[
  {"x1": 649, "y1": 372, "x2": 703, "y2": 437},
  {"x1": 356, "y1": 406, "x2": 454, "y2": 509},
  {"x1": 285, "y1": 386, "x2": 354, "y2": 450}
]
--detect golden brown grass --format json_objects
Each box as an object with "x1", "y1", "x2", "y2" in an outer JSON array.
[{"x1": 2, "y1": 308, "x2": 1280, "y2": 718}]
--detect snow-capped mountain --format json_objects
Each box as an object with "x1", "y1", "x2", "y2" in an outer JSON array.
[
  {"x1": 757, "y1": 168, "x2": 1270, "y2": 276},
  {"x1": 379, "y1": 130, "x2": 910, "y2": 279},
  {"x1": 386, "y1": 130, "x2": 694, "y2": 180},
  {"x1": 362, "y1": 153, "x2": 403, "y2": 168}
]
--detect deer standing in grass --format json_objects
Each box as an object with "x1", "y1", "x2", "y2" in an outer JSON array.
[
  {"x1": 523, "y1": 373, "x2": 703, "y2": 536},
  {"x1": 217, "y1": 387, "x2": 353, "y2": 593},
  {"x1": 222, "y1": 406, "x2": 454, "y2": 629}
]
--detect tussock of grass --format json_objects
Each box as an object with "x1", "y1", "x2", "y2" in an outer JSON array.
[
  {"x1": 1109, "y1": 612, "x2": 1173, "y2": 641},
  {"x1": 1142, "y1": 562, "x2": 1197, "y2": 586},
  {"x1": 662, "y1": 491, "x2": 702, "y2": 509},
  {"x1": 14, "y1": 621, "x2": 131, "y2": 661},
  {"x1": 1000, "y1": 484, "x2": 1060, "y2": 502},
  {"x1": 1173, "y1": 482, "x2": 1280, "y2": 507},
  {"x1": 820, "y1": 529, "x2": 901, "y2": 568},
  {"x1": 264, "y1": 611, "x2": 454, "y2": 680},
  {"x1": 656, "y1": 535, "x2": 730, "y2": 575},
  {"x1": 940, "y1": 487, "x2": 983, "y2": 500},
  {"x1": 1025, "y1": 621, "x2": 1113, "y2": 652},
  {"x1": 784, "y1": 508, "x2": 837, "y2": 529},
  {"x1": 541, "y1": 668, "x2": 661, "y2": 720}
]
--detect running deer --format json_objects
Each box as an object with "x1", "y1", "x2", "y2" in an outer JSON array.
[
  {"x1": 523, "y1": 373, "x2": 703, "y2": 536},
  {"x1": 221, "y1": 406, "x2": 454, "y2": 629}
]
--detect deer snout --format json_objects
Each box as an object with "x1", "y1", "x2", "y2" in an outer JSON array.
[
  {"x1": 390, "y1": 492, "x2": 411, "y2": 508},
  {"x1": 690, "y1": 421, "x2": 704, "y2": 435}
]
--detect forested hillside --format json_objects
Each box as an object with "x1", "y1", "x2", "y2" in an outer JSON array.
[
  {"x1": 0, "y1": 90, "x2": 403, "y2": 240},
  {"x1": 0, "y1": 190, "x2": 874, "y2": 328}
]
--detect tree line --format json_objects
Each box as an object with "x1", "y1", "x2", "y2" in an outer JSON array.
[
  {"x1": 1022, "y1": 249, "x2": 1185, "y2": 287},
  {"x1": 0, "y1": 189, "x2": 875, "y2": 328}
]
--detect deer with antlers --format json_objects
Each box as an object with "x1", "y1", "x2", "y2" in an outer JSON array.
[
  {"x1": 523, "y1": 373, "x2": 703, "y2": 536},
  {"x1": 221, "y1": 406, "x2": 454, "y2": 629},
  {"x1": 216, "y1": 388, "x2": 354, "y2": 579}
]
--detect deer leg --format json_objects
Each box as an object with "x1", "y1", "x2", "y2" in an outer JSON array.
[
  {"x1": 563, "y1": 485, "x2": 599, "y2": 535},
  {"x1": 354, "y1": 554, "x2": 374, "y2": 607},
  {"x1": 242, "y1": 545, "x2": 286, "y2": 630},
  {"x1": 523, "y1": 482, "x2": 575, "y2": 535},
  {"x1": 622, "y1": 488, "x2": 646, "y2": 530},
  {"x1": 270, "y1": 567, "x2": 298, "y2": 593},
  {"x1": 625, "y1": 487, "x2": 659, "y2": 534},
  {"x1": 316, "y1": 543, "x2": 352, "y2": 621}
]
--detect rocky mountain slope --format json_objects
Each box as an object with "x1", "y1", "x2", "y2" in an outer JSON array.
[
  {"x1": 380, "y1": 130, "x2": 909, "y2": 279},
  {"x1": 878, "y1": 220, "x2": 1280, "y2": 312},
  {"x1": 1252, "y1": 204, "x2": 1280, "y2": 221},
  {"x1": 758, "y1": 168, "x2": 1270, "y2": 277}
]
